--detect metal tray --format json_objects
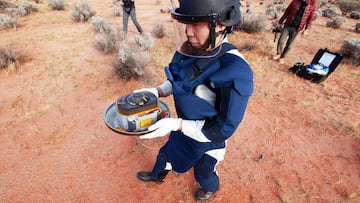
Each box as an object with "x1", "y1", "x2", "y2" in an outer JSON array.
[{"x1": 104, "y1": 100, "x2": 170, "y2": 135}]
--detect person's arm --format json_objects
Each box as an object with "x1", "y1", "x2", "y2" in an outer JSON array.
[
  {"x1": 134, "y1": 80, "x2": 173, "y2": 98},
  {"x1": 302, "y1": 1, "x2": 318, "y2": 35},
  {"x1": 278, "y1": 1, "x2": 294, "y2": 25},
  {"x1": 305, "y1": 1, "x2": 318, "y2": 30},
  {"x1": 201, "y1": 80, "x2": 252, "y2": 143}
]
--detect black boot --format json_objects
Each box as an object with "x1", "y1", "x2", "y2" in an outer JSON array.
[
  {"x1": 137, "y1": 170, "x2": 169, "y2": 184},
  {"x1": 195, "y1": 188, "x2": 214, "y2": 201}
]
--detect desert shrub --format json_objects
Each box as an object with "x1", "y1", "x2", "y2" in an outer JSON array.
[
  {"x1": 322, "y1": 6, "x2": 337, "y2": 17},
  {"x1": 0, "y1": 13, "x2": 16, "y2": 29},
  {"x1": 5, "y1": 7, "x2": 27, "y2": 17},
  {"x1": 91, "y1": 16, "x2": 121, "y2": 54},
  {"x1": 20, "y1": 1, "x2": 38, "y2": 14},
  {"x1": 112, "y1": 5, "x2": 121, "y2": 16},
  {"x1": 48, "y1": 0, "x2": 66, "y2": 10},
  {"x1": 0, "y1": 44, "x2": 25, "y2": 71},
  {"x1": 91, "y1": 16, "x2": 115, "y2": 33},
  {"x1": 152, "y1": 23, "x2": 165, "y2": 38},
  {"x1": 160, "y1": 7, "x2": 170, "y2": 13},
  {"x1": 234, "y1": 14, "x2": 267, "y2": 33},
  {"x1": 5, "y1": 1, "x2": 38, "y2": 16},
  {"x1": 238, "y1": 41, "x2": 258, "y2": 52},
  {"x1": 319, "y1": 0, "x2": 329, "y2": 7},
  {"x1": 93, "y1": 32, "x2": 118, "y2": 54},
  {"x1": 134, "y1": 32, "x2": 154, "y2": 51},
  {"x1": 70, "y1": 0, "x2": 96, "y2": 22},
  {"x1": 112, "y1": 0, "x2": 122, "y2": 16},
  {"x1": 350, "y1": 11, "x2": 360, "y2": 19},
  {"x1": 113, "y1": 34, "x2": 153, "y2": 80},
  {"x1": 337, "y1": 0, "x2": 360, "y2": 15},
  {"x1": 326, "y1": 16, "x2": 346, "y2": 28},
  {"x1": 275, "y1": 4, "x2": 286, "y2": 12},
  {"x1": 356, "y1": 22, "x2": 360, "y2": 33},
  {"x1": 0, "y1": 1, "x2": 17, "y2": 10},
  {"x1": 266, "y1": 7, "x2": 279, "y2": 19},
  {"x1": 341, "y1": 38, "x2": 360, "y2": 66}
]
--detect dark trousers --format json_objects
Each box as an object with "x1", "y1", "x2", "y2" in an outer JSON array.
[
  {"x1": 277, "y1": 26, "x2": 299, "y2": 58},
  {"x1": 122, "y1": 8, "x2": 143, "y2": 34},
  {"x1": 150, "y1": 132, "x2": 222, "y2": 192}
]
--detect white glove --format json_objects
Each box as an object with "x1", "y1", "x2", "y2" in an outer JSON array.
[
  {"x1": 140, "y1": 118, "x2": 182, "y2": 139},
  {"x1": 133, "y1": 87, "x2": 158, "y2": 98}
]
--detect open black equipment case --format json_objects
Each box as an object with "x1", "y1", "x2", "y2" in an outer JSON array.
[{"x1": 289, "y1": 48, "x2": 343, "y2": 83}]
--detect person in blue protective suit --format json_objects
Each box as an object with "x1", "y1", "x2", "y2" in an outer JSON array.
[{"x1": 134, "y1": 0, "x2": 254, "y2": 200}]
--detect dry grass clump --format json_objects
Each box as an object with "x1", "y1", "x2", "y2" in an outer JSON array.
[
  {"x1": 0, "y1": 44, "x2": 26, "y2": 71},
  {"x1": 341, "y1": 38, "x2": 360, "y2": 66},
  {"x1": 113, "y1": 33, "x2": 154, "y2": 80},
  {"x1": 70, "y1": 0, "x2": 96, "y2": 22},
  {"x1": 48, "y1": 0, "x2": 66, "y2": 11}
]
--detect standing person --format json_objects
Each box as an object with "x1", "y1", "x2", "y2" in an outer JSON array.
[
  {"x1": 272, "y1": 0, "x2": 317, "y2": 64},
  {"x1": 120, "y1": 0, "x2": 143, "y2": 35},
  {"x1": 134, "y1": 0, "x2": 254, "y2": 200}
]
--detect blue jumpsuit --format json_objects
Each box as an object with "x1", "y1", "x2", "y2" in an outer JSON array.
[{"x1": 150, "y1": 43, "x2": 254, "y2": 192}]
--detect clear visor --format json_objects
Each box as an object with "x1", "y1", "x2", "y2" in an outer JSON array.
[
  {"x1": 172, "y1": 19, "x2": 222, "y2": 58},
  {"x1": 171, "y1": 1, "x2": 222, "y2": 58}
]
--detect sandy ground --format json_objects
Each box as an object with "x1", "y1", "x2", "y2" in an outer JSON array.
[{"x1": 0, "y1": 0, "x2": 359, "y2": 202}]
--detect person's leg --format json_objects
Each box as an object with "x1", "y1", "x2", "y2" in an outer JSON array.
[
  {"x1": 129, "y1": 9, "x2": 143, "y2": 34},
  {"x1": 193, "y1": 154, "x2": 219, "y2": 200},
  {"x1": 122, "y1": 10, "x2": 130, "y2": 34},
  {"x1": 137, "y1": 148, "x2": 170, "y2": 183},
  {"x1": 280, "y1": 26, "x2": 299, "y2": 59},
  {"x1": 277, "y1": 26, "x2": 290, "y2": 56}
]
